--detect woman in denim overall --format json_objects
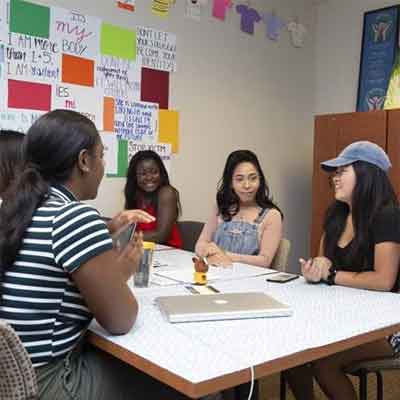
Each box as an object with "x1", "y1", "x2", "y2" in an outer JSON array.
[
  {"x1": 196, "y1": 150, "x2": 283, "y2": 399},
  {"x1": 196, "y1": 150, "x2": 283, "y2": 267}
]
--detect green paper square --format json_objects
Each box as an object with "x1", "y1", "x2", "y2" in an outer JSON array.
[
  {"x1": 10, "y1": 0, "x2": 50, "y2": 38},
  {"x1": 107, "y1": 140, "x2": 128, "y2": 178},
  {"x1": 101, "y1": 23, "x2": 136, "y2": 61}
]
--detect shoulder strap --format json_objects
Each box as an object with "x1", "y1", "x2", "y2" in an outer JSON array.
[{"x1": 254, "y1": 208, "x2": 269, "y2": 224}]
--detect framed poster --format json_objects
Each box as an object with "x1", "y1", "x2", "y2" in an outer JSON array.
[{"x1": 356, "y1": 6, "x2": 399, "y2": 112}]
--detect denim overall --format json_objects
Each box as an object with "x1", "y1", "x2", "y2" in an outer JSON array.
[{"x1": 213, "y1": 208, "x2": 269, "y2": 255}]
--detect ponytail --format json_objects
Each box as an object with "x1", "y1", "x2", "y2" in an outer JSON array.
[
  {"x1": 0, "y1": 163, "x2": 48, "y2": 268},
  {"x1": 0, "y1": 109, "x2": 99, "y2": 284}
]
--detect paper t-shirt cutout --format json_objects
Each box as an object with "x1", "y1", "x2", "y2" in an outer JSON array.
[
  {"x1": 213, "y1": 0, "x2": 232, "y2": 21},
  {"x1": 263, "y1": 12, "x2": 286, "y2": 40},
  {"x1": 152, "y1": 0, "x2": 169, "y2": 17},
  {"x1": 287, "y1": 21, "x2": 307, "y2": 47},
  {"x1": 186, "y1": 0, "x2": 201, "y2": 20},
  {"x1": 236, "y1": 4, "x2": 261, "y2": 35}
]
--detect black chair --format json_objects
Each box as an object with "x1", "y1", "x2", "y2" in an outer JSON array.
[
  {"x1": 177, "y1": 220, "x2": 204, "y2": 252},
  {"x1": 343, "y1": 345, "x2": 400, "y2": 400}
]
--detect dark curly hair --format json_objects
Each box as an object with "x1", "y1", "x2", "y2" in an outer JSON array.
[
  {"x1": 216, "y1": 150, "x2": 282, "y2": 221},
  {"x1": 0, "y1": 130, "x2": 25, "y2": 196},
  {"x1": 323, "y1": 161, "x2": 398, "y2": 267},
  {"x1": 124, "y1": 150, "x2": 181, "y2": 215}
]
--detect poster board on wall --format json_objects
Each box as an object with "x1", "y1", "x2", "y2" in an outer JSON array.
[{"x1": 356, "y1": 6, "x2": 400, "y2": 112}]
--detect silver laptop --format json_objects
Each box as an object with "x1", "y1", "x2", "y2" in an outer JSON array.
[{"x1": 156, "y1": 292, "x2": 292, "y2": 323}]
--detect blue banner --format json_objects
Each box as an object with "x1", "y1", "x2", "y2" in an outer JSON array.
[{"x1": 357, "y1": 6, "x2": 399, "y2": 112}]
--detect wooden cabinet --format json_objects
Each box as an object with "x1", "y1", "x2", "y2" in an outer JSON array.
[{"x1": 310, "y1": 110, "x2": 400, "y2": 256}]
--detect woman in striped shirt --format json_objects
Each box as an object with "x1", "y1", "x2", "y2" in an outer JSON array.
[{"x1": 0, "y1": 110, "x2": 188, "y2": 400}]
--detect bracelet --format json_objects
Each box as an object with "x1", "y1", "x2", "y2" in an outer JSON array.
[{"x1": 325, "y1": 266, "x2": 337, "y2": 286}]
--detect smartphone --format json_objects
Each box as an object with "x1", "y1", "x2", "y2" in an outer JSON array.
[
  {"x1": 113, "y1": 223, "x2": 136, "y2": 250},
  {"x1": 266, "y1": 272, "x2": 299, "y2": 283}
]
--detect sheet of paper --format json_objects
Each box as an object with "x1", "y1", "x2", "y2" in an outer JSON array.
[
  {"x1": 50, "y1": 7, "x2": 100, "y2": 60},
  {"x1": 100, "y1": 132, "x2": 118, "y2": 175},
  {"x1": 96, "y1": 54, "x2": 141, "y2": 100},
  {"x1": 0, "y1": 109, "x2": 44, "y2": 133},
  {"x1": 101, "y1": 22, "x2": 136, "y2": 61},
  {"x1": 127, "y1": 141, "x2": 171, "y2": 174},
  {"x1": 115, "y1": 99, "x2": 158, "y2": 141},
  {"x1": 52, "y1": 83, "x2": 103, "y2": 130},
  {"x1": 158, "y1": 109, "x2": 179, "y2": 153},
  {"x1": 136, "y1": 26, "x2": 176, "y2": 72},
  {"x1": 6, "y1": 32, "x2": 61, "y2": 84}
]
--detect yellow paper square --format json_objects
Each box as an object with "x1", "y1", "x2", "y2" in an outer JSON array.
[{"x1": 159, "y1": 110, "x2": 179, "y2": 153}]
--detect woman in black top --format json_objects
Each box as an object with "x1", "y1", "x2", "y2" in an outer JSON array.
[{"x1": 299, "y1": 141, "x2": 400, "y2": 400}]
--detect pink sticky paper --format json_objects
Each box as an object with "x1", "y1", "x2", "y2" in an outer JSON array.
[{"x1": 212, "y1": 0, "x2": 232, "y2": 21}]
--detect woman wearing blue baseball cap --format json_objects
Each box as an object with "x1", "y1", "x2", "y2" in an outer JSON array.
[{"x1": 294, "y1": 141, "x2": 400, "y2": 399}]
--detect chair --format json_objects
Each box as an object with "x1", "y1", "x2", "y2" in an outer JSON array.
[
  {"x1": 177, "y1": 220, "x2": 204, "y2": 252},
  {"x1": 270, "y1": 238, "x2": 291, "y2": 272},
  {"x1": 341, "y1": 268, "x2": 400, "y2": 400},
  {"x1": 268, "y1": 238, "x2": 301, "y2": 400},
  {"x1": 0, "y1": 320, "x2": 38, "y2": 400},
  {"x1": 343, "y1": 356, "x2": 400, "y2": 400}
]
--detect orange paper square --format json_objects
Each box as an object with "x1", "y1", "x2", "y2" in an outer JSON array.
[
  {"x1": 159, "y1": 110, "x2": 179, "y2": 153},
  {"x1": 62, "y1": 54, "x2": 94, "y2": 87},
  {"x1": 103, "y1": 97, "x2": 115, "y2": 131}
]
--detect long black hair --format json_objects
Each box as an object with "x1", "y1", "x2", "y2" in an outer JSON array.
[
  {"x1": 0, "y1": 130, "x2": 25, "y2": 197},
  {"x1": 124, "y1": 150, "x2": 181, "y2": 214},
  {"x1": 323, "y1": 161, "x2": 398, "y2": 264},
  {"x1": 217, "y1": 150, "x2": 282, "y2": 221},
  {"x1": 0, "y1": 110, "x2": 99, "y2": 268}
]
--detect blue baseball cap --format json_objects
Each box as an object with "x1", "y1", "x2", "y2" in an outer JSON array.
[{"x1": 321, "y1": 141, "x2": 391, "y2": 172}]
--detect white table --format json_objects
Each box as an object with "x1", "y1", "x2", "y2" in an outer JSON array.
[{"x1": 88, "y1": 249, "x2": 400, "y2": 398}]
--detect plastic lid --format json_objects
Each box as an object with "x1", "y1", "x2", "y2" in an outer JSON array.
[{"x1": 143, "y1": 241, "x2": 155, "y2": 250}]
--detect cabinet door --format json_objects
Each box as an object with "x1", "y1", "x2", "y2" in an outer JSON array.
[
  {"x1": 311, "y1": 115, "x2": 338, "y2": 257},
  {"x1": 311, "y1": 111, "x2": 387, "y2": 256},
  {"x1": 387, "y1": 109, "x2": 400, "y2": 198}
]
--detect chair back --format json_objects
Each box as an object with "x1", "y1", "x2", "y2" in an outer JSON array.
[
  {"x1": 177, "y1": 220, "x2": 204, "y2": 252},
  {"x1": 0, "y1": 320, "x2": 38, "y2": 400},
  {"x1": 270, "y1": 238, "x2": 291, "y2": 272}
]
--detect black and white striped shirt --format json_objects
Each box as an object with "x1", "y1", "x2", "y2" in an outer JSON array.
[{"x1": 0, "y1": 185, "x2": 113, "y2": 367}]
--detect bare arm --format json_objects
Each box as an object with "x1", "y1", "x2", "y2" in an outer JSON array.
[
  {"x1": 72, "y1": 233, "x2": 143, "y2": 335},
  {"x1": 142, "y1": 186, "x2": 178, "y2": 244},
  {"x1": 333, "y1": 242, "x2": 400, "y2": 291},
  {"x1": 107, "y1": 209, "x2": 155, "y2": 235},
  {"x1": 304, "y1": 236, "x2": 400, "y2": 291},
  {"x1": 195, "y1": 205, "x2": 219, "y2": 256},
  {"x1": 227, "y1": 209, "x2": 283, "y2": 267}
]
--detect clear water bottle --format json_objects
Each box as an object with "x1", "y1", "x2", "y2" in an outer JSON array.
[{"x1": 134, "y1": 241, "x2": 155, "y2": 287}]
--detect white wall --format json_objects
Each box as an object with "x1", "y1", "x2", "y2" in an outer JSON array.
[
  {"x1": 36, "y1": 0, "x2": 316, "y2": 270},
  {"x1": 314, "y1": 0, "x2": 397, "y2": 114}
]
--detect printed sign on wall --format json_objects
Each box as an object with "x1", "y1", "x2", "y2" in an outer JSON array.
[
  {"x1": 52, "y1": 83, "x2": 104, "y2": 129},
  {"x1": 136, "y1": 26, "x2": 176, "y2": 72},
  {"x1": 0, "y1": 109, "x2": 44, "y2": 132},
  {"x1": 357, "y1": 6, "x2": 399, "y2": 111},
  {"x1": 50, "y1": 8, "x2": 100, "y2": 59},
  {"x1": 115, "y1": 99, "x2": 158, "y2": 141},
  {"x1": 96, "y1": 54, "x2": 141, "y2": 100},
  {"x1": 6, "y1": 32, "x2": 61, "y2": 83},
  {"x1": 128, "y1": 140, "x2": 171, "y2": 174}
]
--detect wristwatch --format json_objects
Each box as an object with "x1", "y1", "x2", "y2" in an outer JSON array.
[{"x1": 326, "y1": 266, "x2": 337, "y2": 286}]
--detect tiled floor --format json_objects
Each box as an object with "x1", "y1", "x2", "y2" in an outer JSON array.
[{"x1": 259, "y1": 370, "x2": 400, "y2": 399}]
